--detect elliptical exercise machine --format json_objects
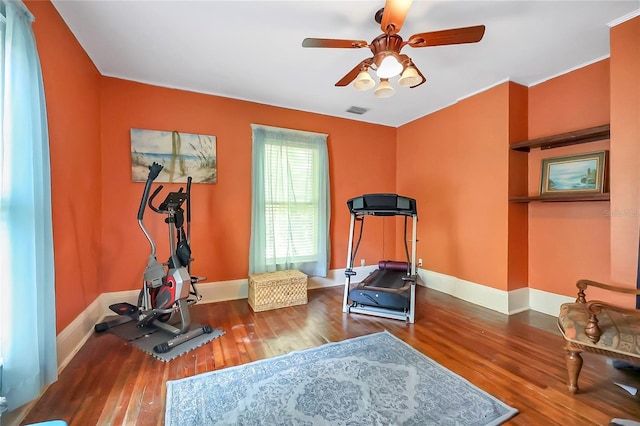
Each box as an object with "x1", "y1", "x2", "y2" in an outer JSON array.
[{"x1": 95, "y1": 162, "x2": 212, "y2": 354}]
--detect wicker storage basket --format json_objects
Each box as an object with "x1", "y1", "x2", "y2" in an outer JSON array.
[{"x1": 248, "y1": 270, "x2": 308, "y2": 312}]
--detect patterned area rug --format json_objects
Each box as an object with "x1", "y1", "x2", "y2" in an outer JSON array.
[{"x1": 165, "y1": 331, "x2": 518, "y2": 425}]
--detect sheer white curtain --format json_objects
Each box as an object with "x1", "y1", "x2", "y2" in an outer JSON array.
[
  {"x1": 250, "y1": 124, "x2": 330, "y2": 277},
  {"x1": 0, "y1": 0, "x2": 57, "y2": 411}
]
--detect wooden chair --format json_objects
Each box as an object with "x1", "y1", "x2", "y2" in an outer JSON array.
[{"x1": 557, "y1": 279, "x2": 640, "y2": 394}]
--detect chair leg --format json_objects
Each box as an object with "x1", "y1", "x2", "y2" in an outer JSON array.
[{"x1": 564, "y1": 346, "x2": 583, "y2": 394}]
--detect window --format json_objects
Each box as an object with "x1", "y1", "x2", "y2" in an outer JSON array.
[{"x1": 250, "y1": 124, "x2": 330, "y2": 277}]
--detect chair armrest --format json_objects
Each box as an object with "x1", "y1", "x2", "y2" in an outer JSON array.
[
  {"x1": 575, "y1": 279, "x2": 640, "y2": 303},
  {"x1": 583, "y1": 300, "x2": 640, "y2": 343}
]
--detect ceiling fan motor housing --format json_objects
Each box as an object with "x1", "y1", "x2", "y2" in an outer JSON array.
[
  {"x1": 370, "y1": 33, "x2": 404, "y2": 55},
  {"x1": 370, "y1": 33, "x2": 405, "y2": 69}
]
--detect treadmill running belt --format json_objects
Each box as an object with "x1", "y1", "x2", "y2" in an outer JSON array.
[
  {"x1": 349, "y1": 268, "x2": 411, "y2": 310},
  {"x1": 360, "y1": 268, "x2": 410, "y2": 292}
]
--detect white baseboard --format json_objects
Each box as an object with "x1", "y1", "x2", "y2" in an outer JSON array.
[
  {"x1": 196, "y1": 266, "x2": 374, "y2": 304},
  {"x1": 417, "y1": 268, "x2": 566, "y2": 316},
  {"x1": 197, "y1": 278, "x2": 249, "y2": 303},
  {"x1": 418, "y1": 269, "x2": 513, "y2": 314},
  {"x1": 508, "y1": 287, "x2": 531, "y2": 314},
  {"x1": 528, "y1": 288, "x2": 575, "y2": 316},
  {"x1": 308, "y1": 265, "x2": 377, "y2": 290},
  {"x1": 56, "y1": 295, "x2": 104, "y2": 373}
]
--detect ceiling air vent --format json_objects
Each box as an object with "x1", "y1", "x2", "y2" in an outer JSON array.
[{"x1": 346, "y1": 106, "x2": 369, "y2": 115}]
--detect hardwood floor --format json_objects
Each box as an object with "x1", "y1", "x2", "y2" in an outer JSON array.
[{"x1": 22, "y1": 286, "x2": 640, "y2": 425}]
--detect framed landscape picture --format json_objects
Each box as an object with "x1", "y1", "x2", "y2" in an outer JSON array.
[
  {"x1": 540, "y1": 151, "x2": 608, "y2": 196},
  {"x1": 130, "y1": 128, "x2": 217, "y2": 183}
]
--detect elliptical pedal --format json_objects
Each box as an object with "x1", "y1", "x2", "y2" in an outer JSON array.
[
  {"x1": 94, "y1": 302, "x2": 139, "y2": 333},
  {"x1": 109, "y1": 302, "x2": 139, "y2": 317}
]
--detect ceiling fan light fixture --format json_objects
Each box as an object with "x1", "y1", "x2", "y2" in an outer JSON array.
[
  {"x1": 374, "y1": 79, "x2": 395, "y2": 98},
  {"x1": 398, "y1": 66, "x2": 422, "y2": 87},
  {"x1": 353, "y1": 70, "x2": 375, "y2": 91},
  {"x1": 376, "y1": 55, "x2": 403, "y2": 79}
]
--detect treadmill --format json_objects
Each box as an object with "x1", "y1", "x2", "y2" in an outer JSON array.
[{"x1": 342, "y1": 193, "x2": 418, "y2": 323}]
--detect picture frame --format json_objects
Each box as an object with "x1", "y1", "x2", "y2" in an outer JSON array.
[
  {"x1": 130, "y1": 128, "x2": 217, "y2": 184},
  {"x1": 540, "y1": 150, "x2": 608, "y2": 196}
]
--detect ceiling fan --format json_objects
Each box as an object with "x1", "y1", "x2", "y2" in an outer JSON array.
[{"x1": 302, "y1": 0, "x2": 486, "y2": 98}]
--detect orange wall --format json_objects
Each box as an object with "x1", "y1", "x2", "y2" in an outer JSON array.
[
  {"x1": 28, "y1": 0, "x2": 103, "y2": 333},
  {"x1": 527, "y1": 60, "x2": 611, "y2": 297},
  {"x1": 610, "y1": 16, "x2": 640, "y2": 289},
  {"x1": 99, "y1": 78, "x2": 397, "y2": 294},
  {"x1": 397, "y1": 106, "x2": 460, "y2": 277},
  {"x1": 397, "y1": 82, "x2": 515, "y2": 291},
  {"x1": 507, "y1": 83, "x2": 529, "y2": 290},
  {"x1": 455, "y1": 84, "x2": 511, "y2": 290}
]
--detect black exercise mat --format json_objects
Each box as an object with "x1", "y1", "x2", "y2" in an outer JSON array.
[
  {"x1": 104, "y1": 316, "x2": 225, "y2": 362},
  {"x1": 131, "y1": 324, "x2": 225, "y2": 362}
]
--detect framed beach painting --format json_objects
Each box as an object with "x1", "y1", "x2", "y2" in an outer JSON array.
[
  {"x1": 540, "y1": 151, "x2": 607, "y2": 196},
  {"x1": 130, "y1": 129, "x2": 217, "y2": 183}
]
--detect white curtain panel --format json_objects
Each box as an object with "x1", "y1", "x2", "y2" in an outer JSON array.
[
  {"x1": 249, "y1": 124, "x2": 330, "y2": 277},
  {"x1": 0, "y1": 0, "x2": 57, "y2": 411}
]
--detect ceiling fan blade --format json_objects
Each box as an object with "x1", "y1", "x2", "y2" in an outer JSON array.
[
  {"x1": 407, "y1": 25, "x2": 486, "y2": 48},
  {"x1": 302, "y1": 38, "x2": 368, "y2": 49},
  {"x1": 380, "y1": 0, "x2": 413, "y2": 34},
  {"x1": 335, "y1": 59, "x2": 372, "y2": 87}
]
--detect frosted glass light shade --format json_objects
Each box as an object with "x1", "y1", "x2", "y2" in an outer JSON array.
[
  {"x1": 398, "y1": 66, "x2": 422, "y2": 87},
  {"x1": 376, "y1": 55, "x2": 403, "y2": 79},
  {"x1": 374, "y1": 79, "x2": 395, "y2": 98},
  {"x1": 353, "y1": 70, "x2": 375, "y2": 91}
]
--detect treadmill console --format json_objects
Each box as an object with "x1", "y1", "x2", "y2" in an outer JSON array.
[{"x1": 347, "y1": 193, "x2": 417, "y2": 217}]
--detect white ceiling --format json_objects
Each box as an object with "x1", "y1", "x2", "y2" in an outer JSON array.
[{"x1": 50, "y1": 1, "x2": 639, "y2": 128}]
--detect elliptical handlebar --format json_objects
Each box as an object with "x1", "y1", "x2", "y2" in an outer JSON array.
[
  {"x1": 148, "y1": 186, "x2": 186, "y2": 214},
  {"x1": 148, "y1": 185, "x2": 165, "y2": 214},
  {"x1": 138, "y1": 162, "x2": 163, "y2": 221},
  {"x1": 186, "y1": 177, "x2": 192, "y2": 243}
]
